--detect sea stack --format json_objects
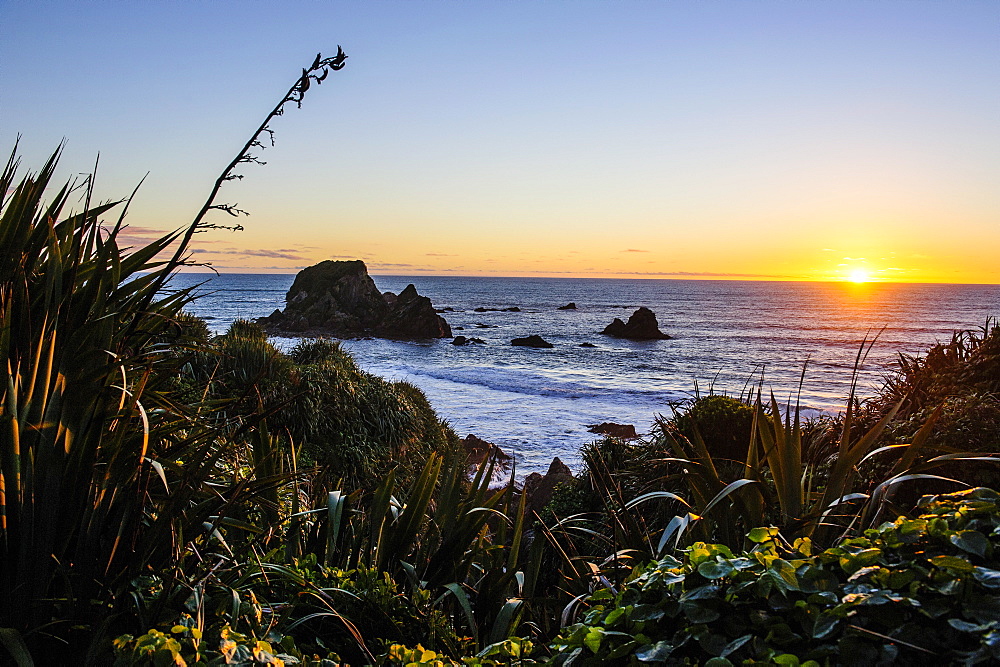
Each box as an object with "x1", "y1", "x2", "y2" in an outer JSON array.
[
  {"x1": 601, "y1": 306, "x2": 670, "y2": 340},
  {"x1": 259, "y1": 259, "x2": 451, "y2": 339}
]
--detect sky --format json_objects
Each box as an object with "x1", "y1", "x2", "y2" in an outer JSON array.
[{"x1": 2, "y1": 1, "x2": 998, "y2": 282}]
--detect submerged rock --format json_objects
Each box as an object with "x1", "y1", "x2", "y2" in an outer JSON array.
[
  {"x1": 259, "y1": 259, "x2": 450, "y2": 339},
  {"x1": 558, "y1": 302, "x2": 577, "y2": 310},
  {"x1": 452, "y1": 335, "x2": 485, "y2": 346},
  {"x1": 511, "y1": 335, "x2": 554, "y2": 348},
  {"x1": 601, "y1": 307, "x2": 670, "y2": 340},
  {"x1": 579, "y1": 342, "x2": 597, "y2": 348}
]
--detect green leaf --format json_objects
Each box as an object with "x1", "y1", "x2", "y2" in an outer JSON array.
[
  {"x1": 769, "y1": 558, "x2": 800, "y2": 591},
  {"x1": 773, "y1": 655, "x2": 801, "y2": 666},
  {"x1": 948, "y1": 619, "x2": 984, "y2": 633},
  {"x1": 812, "y1": 613, "x2": 840, "y2": 639},
  {"x1": 604, "y1": 607, "x2": 625, "y2": 627},
  {"x1": 0, "y1": 628, "x2": 34, "y2": 667},
  {"x1": 634, "y1": 641, "x2": 672, "y2": 662},
  {"x1": 719, "y1": 633, "x2": 752, "y2": 658},
  {"x1": 950, "y1": 531, "x2": 990, "y2": 558},
  {"x1": 930, "y1": 555, "x2": 975, "y2": 572},
  {"x1": 975, "y1": 567, "x2": 1000, "y2": 589},
  {"x1": 698, "y1": 560, "x2": 736, "y2": 579},
  {"x1": 704, "y1": 658, "x2": 734, "y2": 667},
  {"x1": 682, "y1": 601, "x2": 721, "y2": 623},
  {"x1": 748, "y1": 526, "x2": 779, "y2": 543},
  {"x1": 583, "y1": 627, "x2": 605, "y2": 654}
]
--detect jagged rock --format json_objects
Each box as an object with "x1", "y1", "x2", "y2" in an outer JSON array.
[
  {"x1": 579, "y1": 342, "x2": 597, "y2": 348},
  {"x1": 601, "y1": 307, "x2": 670, "y2": 340},
  {"x1": 452, "y1": 336, "x2": 486, "y2": 346},
  {"x1": 558, "y1": 302, "x2": 577, "y2": 310},
  {"x1": 375, "y1": 284, "x2": 452, "y2": 339},
  {"x1": 259, "y1": 260, "x2": 450, "y2": 339},
  {"x1": 462, "y1": 434, "x2": 512, "y2": 468},
  {"x1": 587, "y1": 422, "x2": 638, "y2": 439},
  {"x1": 523, "y1": 457, "x2": 574, "y2": 514},
  {"x1": 511, "y1": 335, "x2": 553, "y2": 348}
]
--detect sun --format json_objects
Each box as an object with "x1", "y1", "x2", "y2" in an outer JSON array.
[{"x1": 848, "y1": 269, "x2": 870, "y2": 283}]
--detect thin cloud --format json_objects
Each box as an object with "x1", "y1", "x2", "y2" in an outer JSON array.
[
  {"x1": 110, "y1": 224, "x2": 173, "y2": 246},
  {"x1": 623, "y1": 248, "x2": 649, "y2": 253},
  {"x1": 190, "y1": 248, "x2": 306, "y2": 260},
  {"x1": 425, "y1": 252, "x2": 457, "y2": 257}
]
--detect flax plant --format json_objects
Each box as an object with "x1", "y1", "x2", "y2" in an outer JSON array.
[{"x1": 0, "y1": 50, "x2": 349, "y2": 663}]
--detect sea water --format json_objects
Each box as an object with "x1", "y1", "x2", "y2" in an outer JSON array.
[{"x1": 168, "y1": 274, "x2": 1000, "y2": 475}]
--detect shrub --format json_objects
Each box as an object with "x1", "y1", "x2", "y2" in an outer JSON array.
[
  {"x1": 550, "y1": 487, "x2": 1000, "y2": 666},
  {"x1": 673, "y1": 394, "x2": 757, "y2": 467}
]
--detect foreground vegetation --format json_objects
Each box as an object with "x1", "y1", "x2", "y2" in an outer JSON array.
[{"x1": 3, "y1": 55, "x2": 998, "y2": 666}]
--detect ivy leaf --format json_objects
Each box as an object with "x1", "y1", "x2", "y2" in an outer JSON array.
[
  {"x1": 683, "y1": 600, "x2": 722, "y2": 623},
  {"x1": 951, "y1": 531, "x2": 990, "y2": 558},
  {"x1": 948, "y1": 619, "x2": 984, "y2": 633},
  {"x1": 604, "y1": 608, "x2": 625, "y2": 626},
  {"x1": 749, "y1": 527, "x2": 780, "y2": 543},
  {"x1": 699, "y1": 560, "x2": 736, "y2": 579},
  {"x1": 930, "y1": 555, "x2": 975, "y2": 573},
  {"x1": 773, "y1": 655, "x2": 802, "y2": 666},
  {"x1": 584, "y1": 627, "x2": 605, "y2": 654},
  {"x1": 974, "y1": 567, "x2": 1000, "y2": 589},
  {"x1": 812, "y1": 613, "x2": 840, "y2": 639},
  {"x1": 719, "y1": 634, "x2": 753, "y2": 658},
  {"x1": 635, "y1": 640, "x2": 672, "y2": 662},
  {"x1": 705, "y1": 658, "x2": 734, "y2": 667}
]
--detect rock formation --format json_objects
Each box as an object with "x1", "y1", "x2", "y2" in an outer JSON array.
[
  {"x1": 462, "y1": 434, "x2": 512, "y2": 469},
  {"x1": 557, "y1": 302, "x2": 577, "y2": 310},
  {"x1": 375, "y1": 284, "x2": 452, "y2": 339},
  {"x1": 259, "y1": 260, "x2": 451, "y2": 339},
  {"x1": 511, "y1": 335, "x2": 554, "y2": 348},
  {"x1": 452, "y1": 335, "x2": 485, "y2": 346},
  {"x1": 601, "y1": 306, "x2": 670, "y2": 340},
  {"x1": 587, "y1": 422, "x2": 639, "y2": 439},
  {"x1": 523, "y1": 457, "x2": 574, "y2": 514}
]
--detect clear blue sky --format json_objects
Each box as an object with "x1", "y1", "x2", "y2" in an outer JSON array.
[{"x1": 2, "y1": 1, "x2": 998, "y2": 281}]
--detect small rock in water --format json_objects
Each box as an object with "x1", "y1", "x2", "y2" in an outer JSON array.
[
  {"x1": 558, "y1": 302, "x2": 577, "y2": 310},
  {"x1": 601, "y1": 306, "x2": 670, "y2": 340},
  {"x1": 452, "y1": 336, "x2": 485, "y2": 346},
  {"x1": 587, "y1": 422, "x2": 638, "y2": 439},
  {"x1": 579, "y1": 342, "x2": 596, "y2": 348},
  {"x1": 511, "y1": 335, "x2": 554, "y2": 348}
]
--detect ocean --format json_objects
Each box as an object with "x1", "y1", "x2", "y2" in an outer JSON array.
[{"x1": 168, "y1": 274, "x2": 1000, "y2": 475}]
